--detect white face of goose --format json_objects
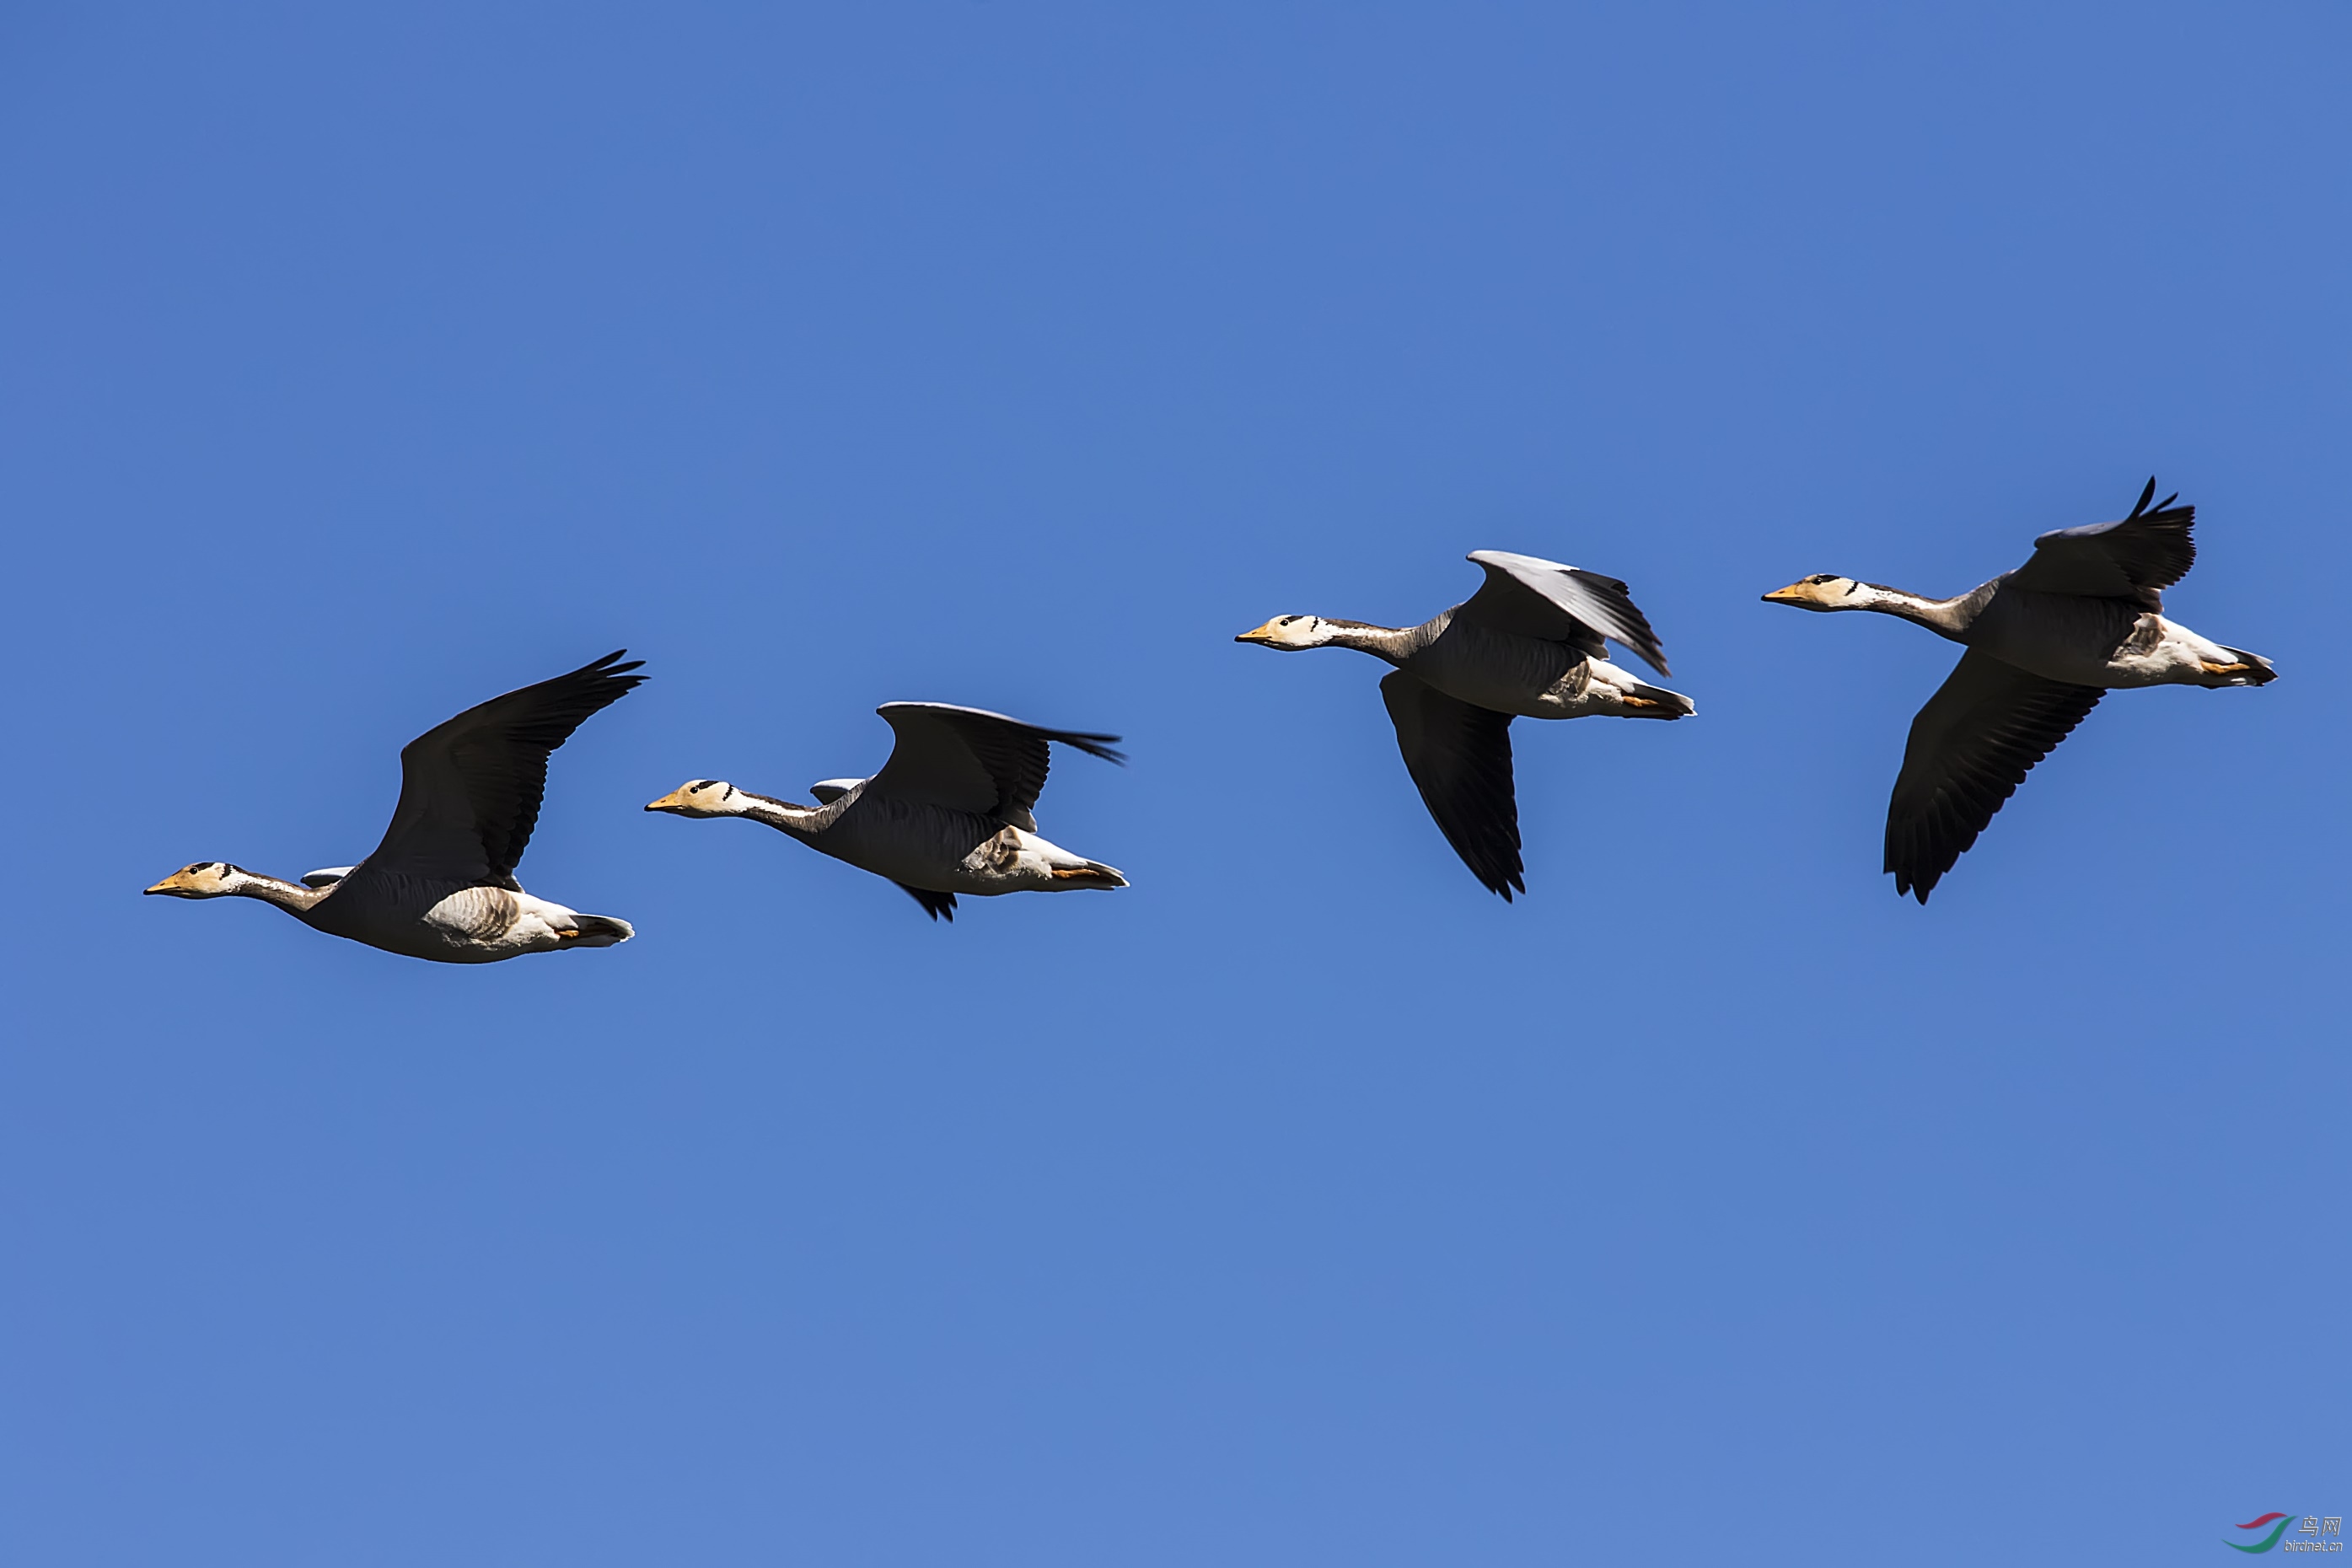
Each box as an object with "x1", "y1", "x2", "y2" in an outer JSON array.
[
  {"x1": 1761, "y1": 574, "x2": 1863, "y2": 611},
  {"x1": 644, "y1": 780, "x2": 745, "y2": 819},
  {"x1": 145, "y1": 861, "x2": 255, "y2": 898},
  {"x1": 1234, "y1": 615, "x2": 1335, "y2": 650}
]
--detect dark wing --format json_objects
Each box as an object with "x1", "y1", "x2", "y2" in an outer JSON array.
[
  {"x1": 895, "y1": 883, "x2": 958, "y2": 921},
  {"x1": 2007, "y1": 477, "x2": 2196, "y2": 607},
  {"x1": 1458, "y1": 550, "x2": 1672, "y2": 675},
  {"x1": 867, "y1": 703, "x2": 1124, "y2": 830},
  {"x1": 365, "y1": 650, "x2": 647, "y2": 888},
  {"x1": 1884, "y1": 650, "x2": 2104, "y2": 903},
  {"x1": 1379, "y1": 669, "x2": 1524, "y2": 899}
]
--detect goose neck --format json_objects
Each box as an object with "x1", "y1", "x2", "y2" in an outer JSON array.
[
  {"x1": 1852, "y1": 583, "x2": 1973, "y2": 638},
  {"x1": 733, "y1": 791, "x2": 825, "y2": 838},
  {"x1": 1319, "y1": 620, "x2": 1425, "y2": 663},
  {"x1": 244, "y1": 874, "x2": 330, "y2": 916}
]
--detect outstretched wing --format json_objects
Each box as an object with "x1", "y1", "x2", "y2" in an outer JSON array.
[
  {"x1": 867, "y1": 703, "x2": 1125, "y2": 830},
  {"x1": 365, "y1": 650, "x2": 647, "y2": 888},
  {"x1": 1884, "y1": 650, "x2": 2104, "y2": 903},
  {"x1": 1379, "y1": 669, "x2": 1524, "y2": 899},
  {"x1": 2008, "y1": 477, "x2": 2196, "y2": 607},
  {"x1": 1458, "y1": 550, "x2": 1672, "y2": 675}
]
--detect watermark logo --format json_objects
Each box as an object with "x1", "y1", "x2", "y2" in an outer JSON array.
[{"x1": 2227, "y1": 1514, "x2": 2343, "y2": 1555}]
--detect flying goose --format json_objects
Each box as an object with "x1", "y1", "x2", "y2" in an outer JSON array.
[
  {"x1": 646, "y1": 702, "x2": 1127, "y2": 921},
  {"x1": 1764, "y1": 479, "x2": 2276, "y2": 901},
  {"x1": 1235, "y1": 550, "x2": 1694, "y2": 899},
  {"x1": 146, "y1": 651, "x2": 647, "y2": 961}
]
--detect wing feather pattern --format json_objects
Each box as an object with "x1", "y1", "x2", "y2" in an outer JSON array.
[
  {"x1": 1458, "y1": 550, "x2": 1672, "y2": 674},
  {"x1": 1884, "y1": 650, "x2": 2103, "y2": 903},
  {"x1": 365, "y1": 650, "x2": 647, "y2": 888},
  {"x1": 1379, "y1": 669, "x2": 1524, "y2": 899},
  {"x1": 2009, "y1": 477, "x2": 2196, "y2": 606},
  {"x1": 867, "y1": 704, "x2": 1124, "y2": 830}
]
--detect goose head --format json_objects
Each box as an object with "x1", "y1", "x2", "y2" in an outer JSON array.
[
  {"x1": 145, "y1": 861, "x2": 260, "y2": 898},
  {"x1": 1235, "y1": 615, "x2": 1340, "y2": 650},
  {"x1": 644, "y1": 780, "x2": 753, "y2": 819},
  {"x1": 1762, "y1": 574, "x2": 1864, "y2": 611}
]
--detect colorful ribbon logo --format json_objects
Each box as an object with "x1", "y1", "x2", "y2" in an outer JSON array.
[{"x1": 2227, "y1": 1514, "x2": 2293, "y2": 1554}]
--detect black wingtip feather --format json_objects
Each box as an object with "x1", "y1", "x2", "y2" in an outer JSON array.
[
  {"x1": 897, "y1": 883, "x2": 958, "y2": 921},
  {"x1": 1048, "y1": 731, "x2": 1128, "y2": 766},
  {"x1": 2122, "y1": 478, "x2": 2183, "y2": 524},
  {"x1": 577, "y1": 648, "x2": 648, "y2": 679}
]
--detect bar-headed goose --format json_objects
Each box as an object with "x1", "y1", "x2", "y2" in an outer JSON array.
[
  {"x1": 1235, "y1": 550, "x2": 1694, "y2": 899},
  {"x1": 1764, "y1": 479, "x2": 2276, "y2": 902},
  {"x1": 647, "y1": 702, "x2": 1126, "y2": 921},
  {"x1": 146, "y1": 651, "x2": 646, "y2": 961}
]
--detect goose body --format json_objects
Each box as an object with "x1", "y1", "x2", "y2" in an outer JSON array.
[
  {"x1": 1236, "y1": 550, "x2": 1694, "y2": 899},
  {"x1": 1959, "y1": 587, "x2": 2260, "y2": 690},
  {"x1": 145, "y1": 651, "x2": 645, "y2": 962},
  {"x1": 305, "y1": 874, "x2": 631, "y2": 963},
  {"x1": 1764, "y1": 479, "x2": 2275, "y2": 901},
  {"x1": 647, "y1": 702, "x2": 1127, "y2": 921},
  {"x1": 1404, "y1": 615, "x2": 1686, "y2": 720}
]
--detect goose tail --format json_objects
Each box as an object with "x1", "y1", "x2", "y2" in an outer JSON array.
[
  {"x1": 1049, "y1": 860, "x2": 1128, "y2": 889},
  {"x1": 1619, "y1": 679, "x2": 1697, "y2": 718},
  {"x1": 2200, "y1": 646, "x2": 2277, "y2": 686},
  {"x1": 563, "y1": 914, "x2": 635, "y2": 947},
  {"x1": 2192, "y1": 648, "x2": 2267, "y2": 690}
]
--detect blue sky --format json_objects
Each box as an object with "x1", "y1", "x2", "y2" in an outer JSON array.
[{"x1": 3, "y1": 3, "x2": 2346, "y2": 1563}]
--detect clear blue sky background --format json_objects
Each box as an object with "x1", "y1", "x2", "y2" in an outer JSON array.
[{"x1": 4, "y1": 4, "x2": 2345, "y2": 1563}]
